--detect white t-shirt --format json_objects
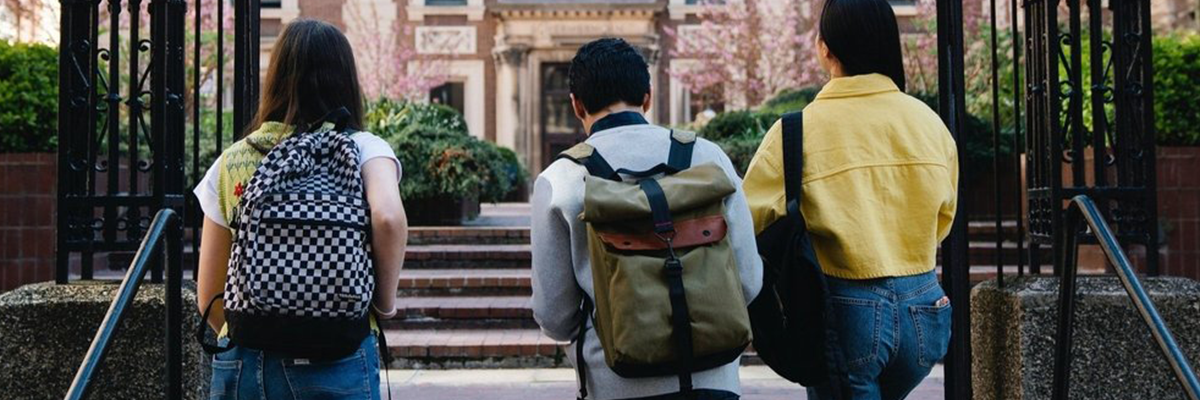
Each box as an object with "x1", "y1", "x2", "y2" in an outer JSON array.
[{"x1": 193, "y1": 132, "x2": 402, "y2": 229}]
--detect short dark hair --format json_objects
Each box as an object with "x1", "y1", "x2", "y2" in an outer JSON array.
[
  {"x1": 819, "y1": 0, "x2": 907, "y2": 91},
  {"x1": 568, "y1": 38, "x2": 651, "y2": 114}
]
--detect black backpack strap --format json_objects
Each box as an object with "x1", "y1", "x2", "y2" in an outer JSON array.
[
  {"x1": 558, "y1": 143, "x2": 620, "y2": 181},
  {"x1": 781, "y1": 112, "x2": 805, "y2": 224},
  {"x1": 196, "y1": 293, "x2": 234, "y2": 354},
  {"x1": 613, "y1": 130, "x2": 696, "y2": 179},
  {"x1": 638, "y1": 178, "x2": 695, "y2": 396},
  {"x1": 576, "y1": 295, "x2": 594, "y2": 400}
]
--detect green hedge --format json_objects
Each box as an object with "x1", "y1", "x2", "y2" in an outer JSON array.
[
  {"x1": 0, "y1": 41, "x2": 57, "y2": 153},
  {"x1": 1154, "y1": 33, "x2": 1200, "y2": 147},
  {"x1": 366, "y1": 99, "x2": 527, "y2": 202}
]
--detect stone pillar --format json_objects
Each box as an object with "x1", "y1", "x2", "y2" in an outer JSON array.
[
  {"x1": 493, "y1": 45, "x2": 529, "y2": 156},
  {"x1": 0, "y1": 282, "x2": 208, "y2": 400},
  {"x1": 634, "y1": 44, "x2": 661, "y2": 124},
  {"x1": 971, "y1": 276, "x2": 1200, "y2": 400}
]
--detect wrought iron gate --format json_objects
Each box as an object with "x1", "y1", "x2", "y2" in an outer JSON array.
[{"x1": 56, "y1": 0, "x2": 259, "y2": 283}]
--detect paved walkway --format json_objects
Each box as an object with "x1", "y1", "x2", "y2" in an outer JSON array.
[{"x1": 382, "y1": 366, "x2": 944, "y2": 399}]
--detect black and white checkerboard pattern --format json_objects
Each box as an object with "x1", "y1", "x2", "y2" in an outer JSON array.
[{"x1": 225, "y1": 129, "x2": 374, "y2": 319}]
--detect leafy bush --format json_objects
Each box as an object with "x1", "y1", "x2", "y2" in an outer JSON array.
[
  {"x1": 698, "y1": 110, "x2": 779, "y2": 142},
  {"x1": 1154, "y1": 33, "x2": 1200, "y2": 146},
  {"x1": 0, "y1": 41, "x2": 57, "y2": 153},
  {"x1": 366, "y1": 99, "x2": 526, "y2": 202},
  {"x1": 760, "y1": 87, "x2": 820, "y2": 115}
]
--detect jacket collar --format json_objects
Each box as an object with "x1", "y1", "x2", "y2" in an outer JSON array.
[
  {"x1": 589, "y1": 111, "x2": 649, "y2": 135},
  {"x1": 814, "y1": 73, "x2": 901, "y2": 100}
]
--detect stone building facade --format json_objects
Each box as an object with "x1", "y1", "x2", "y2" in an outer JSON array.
[{"x1": 251, "y1": 0, "x2": 903, "y2": 174}]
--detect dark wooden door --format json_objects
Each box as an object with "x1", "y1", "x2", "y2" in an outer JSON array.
[{"x1": 541, "y1": 63, "x2": 585, "y2": 170}]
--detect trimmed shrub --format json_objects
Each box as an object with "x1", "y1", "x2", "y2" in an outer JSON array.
[
  {"x1": 760, "y1": 87, "x2": 820, "y2": 115},
  {"x1": 1154, "y1": 33, "x2": 1200, "y2": 146},
  {"x1": 0, "y1": 41, "x2": 57, "y2": 153},
  {"x1": 366, "y1": 99, "x2": 526, "y2": 203}
]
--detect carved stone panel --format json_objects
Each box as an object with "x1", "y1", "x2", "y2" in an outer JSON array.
[{"x1": 415, "y1": 26, "x2": 478, "y2": 55}]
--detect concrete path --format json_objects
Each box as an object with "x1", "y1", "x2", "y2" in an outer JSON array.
[{"x1": 382, "y1": 365, "x2": 945, "y2": 399}]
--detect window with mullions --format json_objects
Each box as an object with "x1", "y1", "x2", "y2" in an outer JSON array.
[
  {"x1": 427, "y1": 0, "x2": 468, "y2": 5},
  {"x1": 261, "y1": 1, "x2": 282, "y2": 8}
]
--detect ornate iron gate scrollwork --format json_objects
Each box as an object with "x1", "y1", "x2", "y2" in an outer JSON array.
[
  {"x1": 1023, "y1": 0, "x2": 1159, "y2": 275},
  {"x1": 56, "y1": 0, "x2": 260, "y2": 283}
]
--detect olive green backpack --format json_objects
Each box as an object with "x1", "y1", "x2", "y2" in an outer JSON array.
[{"x1": 559, "y1": 131, "x2": 752, "y2": 399}]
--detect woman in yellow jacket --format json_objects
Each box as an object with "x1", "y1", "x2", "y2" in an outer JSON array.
[{"x1": 742, "y1": 0, "x2": 958, "y2": 398}]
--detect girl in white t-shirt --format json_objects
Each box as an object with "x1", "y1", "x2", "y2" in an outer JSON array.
[{"x1": 193, "y1": 19, "x2": 406, "y2": 400}]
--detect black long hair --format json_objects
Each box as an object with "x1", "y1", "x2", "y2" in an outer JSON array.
[
  {"x1": 247, "y1": 19, "x2": 364, "y2": 137},
  {"x1": 818, "y1": 0, "x2": 907, "y2": 92}
]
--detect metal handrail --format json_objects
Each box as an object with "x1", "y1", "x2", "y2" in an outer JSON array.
[
  {"x1": 1051, "y1": 195, "x2": 1200, "y2": 400},
  {"x1": 64, "y1": 209, "x2": 184, "y2": 400}
]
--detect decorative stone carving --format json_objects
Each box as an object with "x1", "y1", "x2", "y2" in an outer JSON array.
[
  {"x1": 415, "y1": 26, "x2": 477, "y2": 55},
  {"x1": 492, "y1": 45, "x2": 531, "y2": 67}
]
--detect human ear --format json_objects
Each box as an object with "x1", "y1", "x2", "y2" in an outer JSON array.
[
  {"x1": 570, "y1": 94, "x2": 588, "y2": 122},
  {"x1": 641, "y1": 90, "x2": 652, "y2": 113}
]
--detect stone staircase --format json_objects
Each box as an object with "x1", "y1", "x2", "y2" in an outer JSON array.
[{"x1": 382, "y1": 207, "x2": 1038, "y2": 368}]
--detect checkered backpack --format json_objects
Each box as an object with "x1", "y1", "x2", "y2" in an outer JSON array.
[{"x1": 204, "y1": 108, "x2": 375, "y2": 359}]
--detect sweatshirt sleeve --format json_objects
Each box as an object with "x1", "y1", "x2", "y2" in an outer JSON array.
[
  {"x1": 706, "y1": 140, "x2": 764, "y2": 304},
  {"x1": 529, "y1": 173, "x2": 584, "y2": 341},
  {"x1": 742, "y1": 120, "x2": 787, "y2": 234}
]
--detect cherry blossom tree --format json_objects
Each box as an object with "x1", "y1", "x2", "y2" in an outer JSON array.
[
  {"x1": 666, "y1": 0, "x2": 823, "y2": 110},
  {"x1": 343, "y1": 1, "x2": 447, "y2": 101}
]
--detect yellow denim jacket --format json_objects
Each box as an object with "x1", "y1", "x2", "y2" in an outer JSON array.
[{"x1": 743, "y1": 74, "x2": 959, "y2": 280}]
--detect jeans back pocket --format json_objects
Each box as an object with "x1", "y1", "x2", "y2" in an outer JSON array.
[
  {"x1": 209, "y1": 359, "x2": 241, "y2": 400},
  {"x1": 910, "y1": 301, "x2": 952, "y2": 367},
  {"x1": 829, "y1": 295, "x2": 883, "y2": 369},
  {"x1": 281, "y1": 350, "x2": 372, "y2": 400}
]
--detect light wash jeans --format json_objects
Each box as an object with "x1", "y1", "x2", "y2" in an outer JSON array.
[
  {"x1": 807, "y1": 270, "x2": 952, "y2": 400},
  {"x1": 209, "y1": 334, "x2": 381, "y2": 400}
]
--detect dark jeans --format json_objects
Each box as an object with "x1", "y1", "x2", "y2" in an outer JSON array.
[
  {"x1": 623, "y1": 389, "x2": 739, "y2": 400},
  {"x1": 807, "y1": 270, "x2": 952, "y2": 400},
  {"x1": 209, "y1": 334, "x2": 381, "y2": 400}
]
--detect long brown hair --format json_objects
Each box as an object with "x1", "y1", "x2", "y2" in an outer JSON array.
[{"x1": 246, "y1": 19, "x2": 364, "y2": 136}]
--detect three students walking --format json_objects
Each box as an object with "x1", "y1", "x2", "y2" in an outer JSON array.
[{"x1": 194, "y1": 0, "x2": 957, "y2": 399}]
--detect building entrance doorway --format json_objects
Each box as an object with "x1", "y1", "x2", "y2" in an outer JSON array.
[{"x1": 540, "y1": 63, "x2": 585, "y2": 170}]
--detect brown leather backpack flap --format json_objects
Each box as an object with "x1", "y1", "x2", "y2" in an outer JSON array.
[{"x1": 596, "y1": 215, "x2": 727, "y2": 251}]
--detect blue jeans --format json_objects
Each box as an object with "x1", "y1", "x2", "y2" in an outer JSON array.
[
  {"x1": 209, "y1": 334, "x2": 381, "y2": 400},
  {"x1": 807, "y1": 270, "x2": 952, "y2": 400}
]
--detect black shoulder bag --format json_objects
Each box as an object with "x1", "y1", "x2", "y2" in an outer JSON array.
[{"x1": 746, "y1": 111, "x2": 852, "y2": 398}]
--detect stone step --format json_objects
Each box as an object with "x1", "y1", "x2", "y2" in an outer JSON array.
[
  {"x1": 404, "y1": 244, "x2": 531, "y2": 270},
  {"x1": 384, "y1": 328, "x2": 565, "y2": 368},
  {"x1": 396, "y1": 269, "x2": 531, "y2": 296},
  {"x1": 384, "y1": 296, "x2": 537, "y2": 330},
  {"x1": 409, "y1": 227, "x2": 530, "y2": 246}
]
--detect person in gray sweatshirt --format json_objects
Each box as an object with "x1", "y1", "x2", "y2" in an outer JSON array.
[{"x1": 530, "y1": 37, "x2": 764, "y2": 400}]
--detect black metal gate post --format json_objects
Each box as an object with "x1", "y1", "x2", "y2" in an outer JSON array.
[
  {"x1": 937, "y1": 0, "x2": 972, "y2": 397},
  {"x1": 57, "y1": 0, "x2": 98, "y2": 284},
  {"x1": 233, "y1": 0, "x2": 261, "y2": 135}
]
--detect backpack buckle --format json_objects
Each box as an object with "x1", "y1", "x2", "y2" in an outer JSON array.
[{"x1": 664, "y1": 258, "x2": 684, "y2": 278}]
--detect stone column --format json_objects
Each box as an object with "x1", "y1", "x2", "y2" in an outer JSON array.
[
  {"x1": 492, "y1": 45, "x2": 530, "y2": 167},
  {"x1": 634, "y1": 44, "x2": 661, "y2": 124}
]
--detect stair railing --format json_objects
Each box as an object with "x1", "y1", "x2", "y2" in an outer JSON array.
[
  {"x1": 64, "y1": 209, "x2": 184, "y2": 400},
  {"x1": 1052, "y1": 195, "x2": 1200, "y2": 400}
]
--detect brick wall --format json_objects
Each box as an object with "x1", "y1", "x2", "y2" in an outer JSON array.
[
  {"x1": 0, "y1": 153, "x2": 56, "y2": 291},
  {"x1": 1158, "y1": 147, "x2": 1200, "y2": 280}
]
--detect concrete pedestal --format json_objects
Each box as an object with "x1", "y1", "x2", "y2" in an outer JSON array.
[
  {"x1": 0, "y1": 281, "x2": 208, "y2": 400},
  {"x1": 971, "y1": 276, "x2": 1200, "y2": 400}
]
